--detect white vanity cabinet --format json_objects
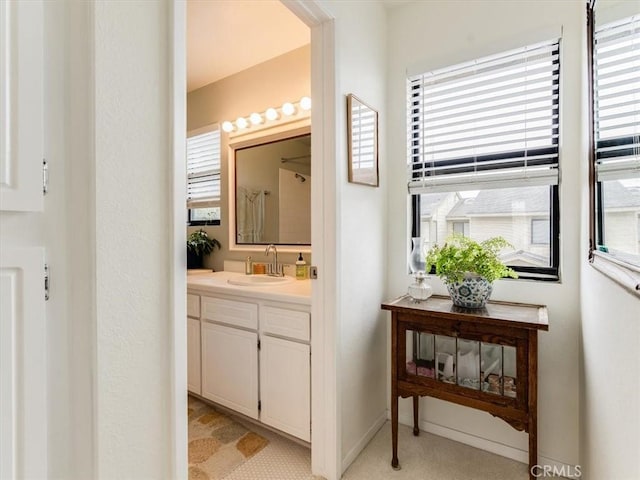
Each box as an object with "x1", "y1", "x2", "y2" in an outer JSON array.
[
  {"x1": 200, "y1": 296, "x2": 259, "y2": 419},
  {"x1": 186, "y1": 281, "x2": 311, "y2": 442},
  {"x1": 259, "y1": 304, "x2": 311, "y2": 441},
  {"x1": 187, "y1": 294, "x2": 201, "y2": 394}
]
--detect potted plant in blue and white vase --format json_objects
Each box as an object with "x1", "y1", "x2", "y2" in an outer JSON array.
[{"x1": 425, "y1": 235, "x2": 517, "y2": 308}]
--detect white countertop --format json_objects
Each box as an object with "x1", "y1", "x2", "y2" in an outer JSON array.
[{"x1": 187, "y1": 270, "x2": 311, "y2": 306}]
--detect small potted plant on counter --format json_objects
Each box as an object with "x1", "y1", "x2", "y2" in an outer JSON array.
[
  {"x1": 187, "y1": 229, "x2": 221, "y2": 269},
  {"x1": 425, "y1": 235, "x2": 517, "y2": 308}
]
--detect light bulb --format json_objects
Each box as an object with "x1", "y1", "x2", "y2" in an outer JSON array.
[
  {"x1": 222, "y1": 121, "x2": 234, "y2": 133},
  {"x1": 282, "y1": 102, "x2": 295, "y2": 116},
  {"x1": 300, "y1": 96, "x2": 311, "y2": 111},
  {"x1": 249, "y1": 112, "x2": 263, "y2": 125},
  {"x1": 236, "y1": 117, "x2": 248, "y2": 129},
  {"x1": 265, "y1": 108, "x2": 279, "y2": 121}
]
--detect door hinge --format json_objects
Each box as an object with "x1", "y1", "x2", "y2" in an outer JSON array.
[
  {"x1": 257, "y1": 339, "x2": 261, "y2": 350},
  {"x1": 309, "y1": 266, "x2": 318, "y2": 279},
  {"x1": 42, "y1": 159, "x2": 49, "y2": 195},
  {"x1": 44, "y1": 264, "x2": 50, "y2": 301},
  {"x1": 258, "y1": 400, "x2": 261, "y2": 411}
]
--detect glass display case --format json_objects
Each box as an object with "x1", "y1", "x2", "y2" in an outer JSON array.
[
  {"x1": 383, "y1": 295, "x2": 548, "y2": 480},
  {"x1": 405, "y1": 334, "x2": 519, "y2": 396}
]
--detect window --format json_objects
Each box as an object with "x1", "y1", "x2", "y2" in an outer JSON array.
[
  {"x1": 452, "y1": 221, "x2": 469, "y2": 237},
  {"x1": 408, "y1": 40, "x2": 560, "y2": 279},
  {"x1": 187, "y1": 126, "x2": 221, "y2": 226},
  {"x1": 531, "y1": 218, "x2": 550, "y2": 245},
  {"x1": 591, "y1": 14, "x2": 640, "y2": 269}
]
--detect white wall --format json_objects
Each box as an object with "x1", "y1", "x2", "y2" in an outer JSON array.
[
  {"x1": 580, "y1": 3, "x2": 640, "y2": 479},
  {"x1": 387, "y1": 0, "x2": 583, "y2": 469},
  {"x1": 317, "y1": 0, "x2": 389, "y2": 473},
  {"x1": 580, "y1": 267, "x2": 639, "y2": 479},
  {"x1": 93, "y1": 1, "x2": 174, "y2": 477}
]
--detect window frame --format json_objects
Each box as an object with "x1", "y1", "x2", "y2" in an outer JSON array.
[
  {"x1": 408, "y1": 39, "x2": 561, "y2": 281},
  {"x1": 187, "y1": 124, "x2": 222, "y2": 226},
  {"x1": 411, "y1": 187, "x2": 560, "y2": 281},
  {"x1": 187, "y1": 207, "x2": 221, "y2": 227},
  {"x1": 587, "y1": 5, "x2": 640, "y2": 296}
]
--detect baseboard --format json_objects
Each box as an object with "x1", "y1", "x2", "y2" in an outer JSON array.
[
  {"x1": 341, "y1": 410, "x2": 387, "y2": 473},
  {"x1": 396, "y1": 411, "x2": 581, "y2": 479}
]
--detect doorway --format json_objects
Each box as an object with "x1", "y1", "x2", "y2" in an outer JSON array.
[{"x1": 175, "y1": 1, "x2": 338, "y2": 479}]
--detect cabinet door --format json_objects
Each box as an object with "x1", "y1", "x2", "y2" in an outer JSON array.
[
  {"x1": 0, "y1": 0, "x2": 44, "y2": 212},
  {"x1": 260, "y1": 335, "x2": 310, "y2": 441},
  {"x1": 187, "y1": 317, "x2": 201, "y2": 395},
  {"x1": 201, "y1": 322, "x2": 258, "y2": 419}
]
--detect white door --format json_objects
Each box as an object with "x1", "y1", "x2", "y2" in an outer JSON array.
[
  {"x1": 201, "y1": 322, "x2": 259, "y2": 419},
  {"x1": 260, "y1": 335, "x2": 310, "y2": 442},
  {"x1": 0, "y1": 1, "x2": 47, "y2": 478},
  {"x1": 187, "y1": 317, "x2": 201, "y2": 394}
]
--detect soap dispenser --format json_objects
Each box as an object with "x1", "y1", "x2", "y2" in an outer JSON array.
[{"x1": 295, "y1": 253, "x2": 306, "y2": 280}]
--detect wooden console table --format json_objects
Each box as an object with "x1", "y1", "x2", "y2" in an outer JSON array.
[{"x1": 382, "y1": 295, "x2": 548, "y2": 479}]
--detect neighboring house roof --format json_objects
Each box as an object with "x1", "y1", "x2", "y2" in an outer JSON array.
[
  {"x1": 420, "y1": 192, "x2": 451, "y2": 216},
  {"x1": 500, "y1": 250, "x2": 549, "y2": 267},
  {"x1": 447, "y1": 187, "x2": 549, "y2": 217},
  {"x1": 602, "y1": 181, "x2": 640, "y2": 209}
]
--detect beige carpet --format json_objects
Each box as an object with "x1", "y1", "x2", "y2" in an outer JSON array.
[
  {"x1": 188, "y1": 396, "x2": 269, "y2": 480},
  {"x1": 343, "y1": 422, "x2": 536, "y2": 480}
]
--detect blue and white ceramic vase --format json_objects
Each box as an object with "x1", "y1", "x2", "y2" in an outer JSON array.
[{"x1": 446, "y1": 273, "x2": 493, "y2": 309}]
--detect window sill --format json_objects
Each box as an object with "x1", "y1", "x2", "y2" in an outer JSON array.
[{"x1": 589, "y1": 250, "x2": 640, "y2": 298}]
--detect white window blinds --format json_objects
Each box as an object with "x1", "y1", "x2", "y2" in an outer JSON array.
[
  {"x1": 187, "y1": 127, "x2": 221, "y2": 208},
  {"x1": 594, "y1": 15, "x2": 640, "y2": 182},
  {"x1": 408, "y1": 40, "x2": 560, "y2": 194}
]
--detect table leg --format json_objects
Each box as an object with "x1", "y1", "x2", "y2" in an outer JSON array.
[
  {"x1": 528, "y1": 414, "x2": 537, "y2": 480},
  {"x1": 391, "y1": 315, "x2": 400, "y2": 470},
  {"x1": 391, "y1": 393, "x2": 400, "y2": 470},
  {"x1": 528, "y1": 332, "x2": 539, "y2": 480},
  {"x1": 413, "y1": 396, "x2": 420, "y2": 436}
]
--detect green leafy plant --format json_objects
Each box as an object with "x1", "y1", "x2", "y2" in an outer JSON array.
[
  {"x1": 425, "y1": 235, "x2": 518, "y2": 284},
  {"x1": 187, "y1": 229, "x2": 221, "y2": 257}
]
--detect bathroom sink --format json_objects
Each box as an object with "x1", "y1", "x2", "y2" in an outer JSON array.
[{"x1": 227, "y1": 275, "x2": 294, "y2": 287}]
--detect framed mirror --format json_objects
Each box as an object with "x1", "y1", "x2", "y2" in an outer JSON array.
[
  {"x1": 347, "y1": 94, "x2": 379, "y2": 187},
  {"x1": 229, "y1": 125, "x2": 311, "y2": 250}
]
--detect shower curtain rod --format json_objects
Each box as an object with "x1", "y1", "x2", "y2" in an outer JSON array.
[{"x1": 281, "y1": 154, "x2": 311, "y2": 163}]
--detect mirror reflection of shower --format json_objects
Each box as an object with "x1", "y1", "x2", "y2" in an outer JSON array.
[{"x1": 234, "y1": 133, "x2": 311, "y2": 245}]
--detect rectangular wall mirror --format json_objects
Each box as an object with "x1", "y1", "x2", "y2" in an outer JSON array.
[
  {"x1": 348, "y1": 94, "x2": 379, "y2": 187},
  {"x1": 231, "y1": 126, "x2": 311, "y2": 249}
]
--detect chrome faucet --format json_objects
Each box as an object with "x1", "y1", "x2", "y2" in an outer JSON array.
[{"x1": 264, "y1": 244, "x2": 283, "y2": 276}]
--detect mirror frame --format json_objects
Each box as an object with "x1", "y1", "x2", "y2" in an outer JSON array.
[
  {"x1": 227, "y1": 117, "x2": 312, "y2": 253},
  {"x1": 347, "y1": 94, "x2": 379, "y2": 187}
]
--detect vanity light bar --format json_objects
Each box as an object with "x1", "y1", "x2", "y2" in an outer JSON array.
[{"x1": 221, "y1": 96, "x2": 311, "y2": 133}]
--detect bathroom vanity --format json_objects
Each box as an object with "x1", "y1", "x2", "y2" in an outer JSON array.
[{"x1": 187, "y1": 271, "x2": 311, "y2": 442}]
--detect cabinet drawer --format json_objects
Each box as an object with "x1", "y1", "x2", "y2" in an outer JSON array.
[
  {"x1": 201, "y1": 296, "x2": 258, "y2": 330},
  {"x1": 261, "y1": 306, "x2": 310, "y2": 342},
  {"x1": 187, "y1": 294, "x2": 200, "y2": 318}
]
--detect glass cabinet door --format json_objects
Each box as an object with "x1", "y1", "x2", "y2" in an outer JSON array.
[
  {"x1": 435, "y1": 335, "x2": 456, "y2": 384},
  {"x1": 481, "y1": 342, "x2": 503, "y2": 395},
  {"x1": 503, "y1": 345, "x2": 517, "y2": 398},
  {"x1": 404, "y1": 329, "x2": 517, "y2": 400},
  {"x1": 406, "y1": 330, "x2": 435, "y2": 378},
  {"x1": 457, "y1": 339, "x2": 480, "y2": 389}
]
